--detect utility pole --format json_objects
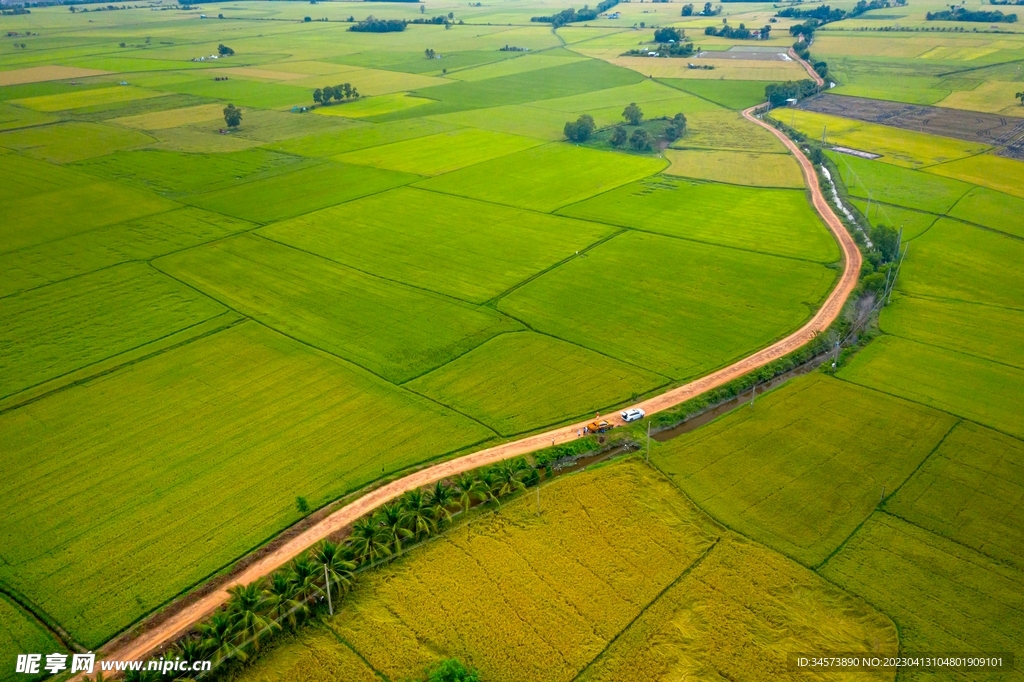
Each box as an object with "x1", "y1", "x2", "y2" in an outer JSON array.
[
  {"x1": 646, "y1": 421, "x2": 651, "y2": 464},
  {"x1": 536, "y1": 484, "x2": 540, "y2": 517},
  {"x1": 879, "y1": 486, "x2": 886, "y2": 506},
  {"x1": 324, "y1": 564, "x2": 333, "y2": 615}
]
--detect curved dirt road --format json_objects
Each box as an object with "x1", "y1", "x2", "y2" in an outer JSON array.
[{"x1": 85, "y1": 95, "x2": 861, "y2": 673}]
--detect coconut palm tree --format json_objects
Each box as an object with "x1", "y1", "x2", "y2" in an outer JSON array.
[
  {"x1": 489, "y1": 459, "x2": 529, "y2": 499},
  {"x1": 288, "y1": 555, "x2": 324, "y2": 607},
  {"x1": 264, "y1": 570, "x2": 304, "y2": 629},
  {"x1": 226, "y1": 581, "x2": 277, "y2": 653},
  {"x1": 173, "y1": 635, "x2": 207, "y2": 667},
  {"x1": 123, "y1": 671, "x2": 162, "y2": 682},
  {"x1": 347, "y1": 516, "x2": 392, "y2": 566},
  {"x1": 454, "y1": 472, "x2": 488, "y2": 512},
  {"x1": 1017, "y1": 90, "x2": 1024, "y2": 105},
  {"x1": 196, "y1": 610, "x2": 244, "y2": 667},
  {"x1": 375, "y1": 502, "x2": 413, "y2": 555},
  {"x1": 399, "y1": 488, "x2": 435, "y2": 539},
  {"x1": 427, "y1": 480, "x2": 456, "y2": 525},
  {"x1": 313, "y1": 540, "x2": 356, "y2": 600}
]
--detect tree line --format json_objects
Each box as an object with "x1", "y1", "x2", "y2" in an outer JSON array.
[
  {"x1": 313, "y1": 83, "x2": 359, "y2": 106},
  {"x1": 682, "y1": 2, "x2": 720, "y2": 15},
  {"x1": 926, "y1": 6, "x2": 1017, "y2": 21},
  {"x1": 564, "y1": 104, "x2": 686, "y2": 152},
  {"x1": 349, "y1": 16, "x2": 407, "y2": 32},
  {"x1": 531, "y1": 0, "x2": 620, "y2": 27},
  {"x1": 704, "y1": 21, "x2": 771, "y2": 38},
  {"x1": 778, "y1": 0, "x2": 897, "y2": 27},
  {"x1": 112, "y1": 459, "x2": 542, "y2": 681},
  {"x1": 764, "y1": 80, "x2": 819, "y2": 107}
]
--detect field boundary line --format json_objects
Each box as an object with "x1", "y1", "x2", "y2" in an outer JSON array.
[
  {"x1": 0, "y1": 583, "x2": 82, "y2": 654},
  {"x1": 74, "y1": 97, "x2": 863, "y2": 677},
  {"x1": 882, "y1": 329, "x2": 1024, "y2": 372},
  {"x1": 881, "y1": 419, "x2": 960, "y2": 508},
  {"x1": 569, "y1": 538, "x2": 722, "y2": 682},
  {"x1": 877, "y1": 509, "x2": 1024, "y2": 573}
]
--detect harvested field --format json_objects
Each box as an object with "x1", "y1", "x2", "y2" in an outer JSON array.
[
  {"x1": 0, "y1": 65, "x2": 109, "y2": 86},
  {"x1": 664, "y1": 149, "x2": 804, "y2": 188},
  {"x1": 651, "y1": 374, "x2": 955, "y2": 566},
  {"x1": 111, "y1": 103, "x2": 226, "y2": 130},
  {"x1": 797, "y1": 93, "x2": 1024, "y2": 147},
  {"x1": 676, "y1": 110, "x2": 786, "y2": 152}
]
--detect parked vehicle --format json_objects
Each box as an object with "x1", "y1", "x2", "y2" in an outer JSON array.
[{"x1": 621, "y1": 408, "x2": 645, "y2": 422}]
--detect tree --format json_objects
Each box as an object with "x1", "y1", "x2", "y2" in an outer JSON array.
[
  {"x1": 629, "y1": 128, "x2": 652, "y2": 151},
  {"x1": 288, "y1": 555, "x2": 323, "y2": 605},
  {"x1": 295, "y1": 496, "x2": 309, "y2": 513},
  {"x1": 217, "y1": 43, "x2": 234, "y2": 56},
  {"x1": 622, "y1": 102, "x2": 643, "y2": 125},
  {"x1": 313, "y1": 540, "x2": 355, "y2": 600},
  {"x1": 400, "y1": 488, "x2": 435, "y2": 539},
  {"x1": 422, "y1": 658, "x2": 482, "y2": 682},
  {"x1": 348, "y1": 516, "x2": 391, "y2": 565},
  {"x1": 196, "y1": 611, "x2": 242, "y2": 667},
  {"x1": 226, "y1": 582, "x2": 276, "y2": 653},
  {"x1": 654, "y1": 26, "x2": 681, "y2": 42},
  {"x1": 1017, "y1": 90, "x2": 1024, "y2": 105},
  {"x1": 453, "y1": 472, "x2": 487, "y2": 512},
  {"x1": 425, "y1": 47, "x2": 435, "y2": 59},
  {"x1": 870, "y1": 224, "x2": 899, "y2": 263},
  {"x1": 263, "y1": 571, "x2": 303, "y2": 630},
  {"x1": 682, "y1": 3, "x2": 693, "y2": 15},
  {"x1": 313, "y1": 88, "x2": 322, "y2": 105},
  {"x1": 420, "y1": 3, "x2": 425, "y2": 12},
  {"x1": 487, "y1": 458, "x2": 529, "y2": 499},
  {"x1": 223, "y1": 103, "x2": 242, "y2": 128},
  {"x1": 610, "y1": 126, "x2": 627, "y2": 147},
  {"x1": 447, "y1": 11, "x2": 454, "y2": 18},
  {"x1": 427, "y1": 480, "x2": 456, "y2": 525},
  {"x1": 666, "y1": 112, "x2": 687, "y2": 141},
  {"x1": 375, "y1": 501, "x2": 413, "y2": 555},
  {"x1": 564, "y1": 114, "x2": 595, "y2": 142}
]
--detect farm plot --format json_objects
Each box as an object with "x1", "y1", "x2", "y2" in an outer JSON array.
[
  {"x1": 427, "y1": 104, "x2": 576, "y2": 140},
  {"x1": 73, "y1": 148, "x2": 304, "y2": 197},
  {"x1": 313, "y1": 92, "x2": 434, "y2": 119},
  {"x1": 0, "y1": 64, "x2": 109, "y2": 86},
  {"x1": 659, "y1": 78, "x2": 769, "y2": 110},
  {"x1": 450, "y1": 53, "x2": 586, "y2": 81},
  {"x1": 881, "y1": 296, "x2": 1024, "y2": 370},
  {"x1": 228, "y1": 627, "x2": 378, "y2": 682},
  {"x1": 926, "y1": 153, "x2": 1024, "y2": 199},
  {"x1": 336, "y1": 128, "x2": 542, "y2": 176},
  {"x1": 558, "y1": 178, "x2": 839, "y2": 262},
  {"x1": 111, "y1": 103, "x2": 226, "y2": 130},
  {"x1": 523, "y1": 79, "x2": 717, "y2": 116},
  {"x1": 839, "y1": 336, "x2": 1024, "y2": 439},
  {"x1": 0, "y1": 122, "x2": 154, "y2": 163},
  {"x1": 2, "y1": 180, "x2": 178, "y2": 253},
  {"x1": 414, "y1": 143, "x2": 664, "y2": 212},
  {"x1": 0, "y1": 596, "x2": 64, "y2": 682},
  {"x1": 0, "y1": 154, "x2": 92, "y2": 202},
  {"x1": 948, "y1": 187, "x2": 1024, "y2": 238},
  {"x1": 820, "y1": 513, "x2": 1024, "y2": 662},
  {"x1": 268, "y1": 118, "x2": 451, "y2": 157},
  {"x1": 13, "y1": 85, "x2": 165, "y2": 113},
  {"x1": 664, "y1": 149, "x2": 803, "y2": 189},
  {"x1": 324, "y1": 460, "x2": 719, "y2": 682},
  {"x1": 651, "y1": 374, "x2": 955, "y2": 566},
  {"x1": 0, "y1": 208, "x2": 255, "y2": 298},
  {"x1": 405, "y1": 332, "x2": 667, "y2": 435},
  {"x1": 0, "y1": 263, "x2": 224, "y2": 399},
  {"x1": 577, "y1": 538, "x2": 897, "y2": 682},
  {"x1": 183, "y1": 161, "x2": 417, "y2": 223},
  {"x1": 0, "y1": 322, "x2": 493, "y2": 648},
  {"x1": 259, "y1": 188, "x2": 614, "y2": 303},
  {"x1": 611, "y1": 56, "x2": 806, "y2": 81},
  {"x1": 158, "y1": 78, "x2": 311, "y2": 110},
  {"x1": 938, "y1": 80, "x2": 1024, "y2": 116},
  {"x1": 676, "y1": 110, "x2": 786, "y2": 153},
  {"x1": 896, "y1": 218, "x2": 1024, "y2": 310},
  {"x1": 198, "y1": 109, "x2": 353, "y2": 144},
  {"x1": 155, "y1": 235, "x2": 521, "y2": 383},
  {"x1": 786, "y1": 110, "x2": 989, "y2": 168},
  {"x1": 498, "y1": 231, "x2": 836, "y2": 380},
  {"x1": 885, "y1": 422, "x2": 1024, "y2": 572},
  {"x1": 849, "y1": 201, "x2": 938, "y2": 241},
  {"x1": 0, "y1": 102, "x2": 57, "y2": 132},
  {"x1": 827, "y1": 151, "x2": 972, "y2": 214}
]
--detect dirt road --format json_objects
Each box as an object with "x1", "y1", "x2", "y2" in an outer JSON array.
[{"x1": 82, "y1": 93, "x2": 861, "y2": 675}]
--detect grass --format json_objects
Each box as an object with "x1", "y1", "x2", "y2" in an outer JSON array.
[
  {"x1": 0, "y1": 596, "x2": 64, "y2": 682},
  {"x1": 786, "y1": 109, "x2": 990, "y2": 168},
  {"x1": 183, "y1": 161, "x2": 418, "y2": 223},
  {"x1": 664, "y1": 149, "x2": 804, "y2": 189},
  {"x1": 155, "y1": 234, "x2": 521, "y2": 383},
  {"x1": 405, "y1": 332, "x2": 667, "y2": 435},
  {"x1": 658, "y1": 78, "x2": 770, "y2": 110},
  {"x1": 558, "y1": 177, "x2": 839, "y2": 263},
  {"x1": 499, "y1": 231, "x2": 836, "y2": 380},
  {"x1": 820, "y1": 513, "x2": 1024, "y2": 660},
  {"x1": 336, "y1": 128, "x2": 543, "y2": 176},
  {"x1": 948, "y1": 186, "x2": 1024, "y2": 239},
  {"x1": 0, "y1": 321, "x2": 493, "y2": 648},
  {"x1": 885, "y1": 421, "x2": 1024, "y2": 572},
  {"x1": 323, "y1": 459, "x2": 719, "y2": 682},
  {"x1": 897, "y1": 218, "x2": 1024, "y2": 311},
  {"x1": 828, "y1": 151, "x2": 973, "y2": 214},
  {"x1": 839, "y1": 335, "x2": 1024, "y2": 439},
  {"x1": 258, "y1": 187, "x2": 614, "y2": 304},
  {"x1": 0, "y1": 208, "x2": 255, "y2": 298},
  {"x1": 414, "y1": 143, "x2": 665, "y2": 212},
  {"x1": 577, "y1": 537, "x2": 897, "y2": 681},
  {"x1": 72, "y1": 148, "x2": 304, "y2": 197},
  {"x1": 0, "y1": 121, "x2": 154, "y2": 163},
  {"x1": 881, "y1": 295, "x2": 1024, "y2": 370},
  {"x1": 1, "y1": 181, "x2": 178, "y2": 254},
  {"x1": 267, "y1": 118, "x2": 453, "y2": 157},
  {"x1": 926, "y1": 153, "x2": 1024, "y2": 199},
  {"x1": 651, "y1": 374, "x2": 955, "y2": 566},
  {"x1": 0, "y1": 263, "x2": 225, "y2": 399}
]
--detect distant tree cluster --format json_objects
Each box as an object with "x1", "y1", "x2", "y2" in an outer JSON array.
[
  {"x1": 564, "y1": 114, "x2": 596, "y2": 142},
  {"x1": 531, "y1": 0, "x2": 620, "y2": 27},
  {"x1": 778, "y1": 1, "x2": 893, "y2": 30},
  {"x1": 704, "y1": 22, "x2": 771, "y2": 38},
  {"x1": 223, "y1": 103, "x2": 242, "y2": 128},
  {"x1": 500, "y1": 44, "x2": 529, "y2": 51},
  {"x1": 990, "y1": 0, "x2": 1024, "y2": 5},
  {"x1": 624, "y1": 26, "x2": 695, "y2": 57},
  {"x1": 217, "y1": 43, "x2": 234, "y2": 56},
  {"x1": 349, "y1": 16, "x2": 407, "y2": 32},
  {"x1": 764, "y1": 79, "x2": 819, "y2": 106},
  {"x1": 412, "y1": 15, "x2": 451, "y2": 25},
  {"x1": 927, "y1": 6, "x2": 1017, "y2": 21},
  {"x1": 313, "y1": 83, "x2": 359, "y2": 105},
  {"x1": 414, "y1": 659, "x2": 482, "y2": 682},
  {"x1": 685, "y1": 2, "x2": 721, "y2": 15}
]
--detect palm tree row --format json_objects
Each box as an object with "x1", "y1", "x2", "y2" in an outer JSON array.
[{"x1": 110, "y1": 458, "x2": 536, "y2": 681}]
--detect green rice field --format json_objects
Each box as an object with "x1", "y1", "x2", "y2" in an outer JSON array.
[{"x1": 2, "y1": 2, "x2": 1022, "y2": 676}]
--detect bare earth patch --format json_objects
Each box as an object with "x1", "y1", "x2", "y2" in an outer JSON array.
[{"x1": 0, "y1": 65, "x2": 110, "y2": 86}]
